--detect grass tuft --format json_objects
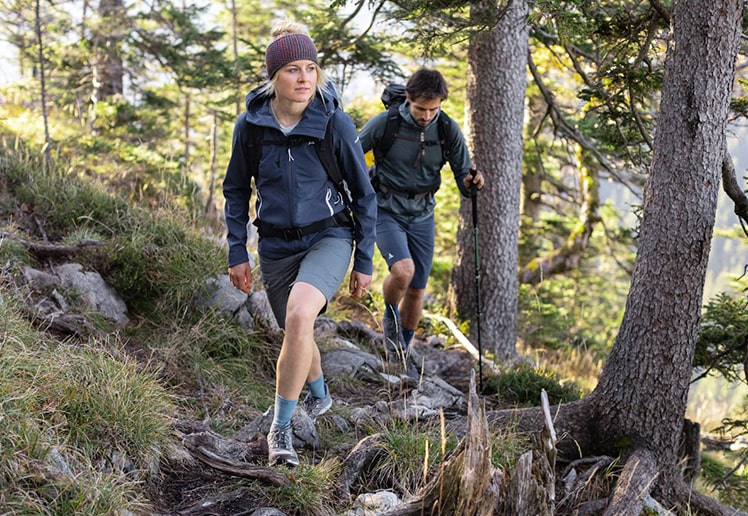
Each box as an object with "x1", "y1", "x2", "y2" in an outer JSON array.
[
  {"x1": 485, "y1": 363, "x2": 582, "y2": 407},
  {"x1": 0, "y1": 298, "x2": 159, "y2": 513}
]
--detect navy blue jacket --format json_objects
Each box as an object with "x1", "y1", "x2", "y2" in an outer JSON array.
[{"x1": 223, "y1": 83, "x2": 376, "y2": 275}]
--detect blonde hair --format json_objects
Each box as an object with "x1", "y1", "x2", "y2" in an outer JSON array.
[{"x1": 260, "y1": 20, "x2": 329, "y2": 96}]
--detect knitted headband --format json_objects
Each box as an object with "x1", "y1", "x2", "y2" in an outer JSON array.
[{"x1": 265, "y1": 33, "x2": 318, "y2": 79}]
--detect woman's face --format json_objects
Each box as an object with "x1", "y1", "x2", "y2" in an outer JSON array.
[{"x1": 274, "y1": 60, "x2": 317, "y2": 104}]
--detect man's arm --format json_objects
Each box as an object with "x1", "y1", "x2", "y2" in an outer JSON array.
[
  {"x1": 445, "y1": 117, "x2": 475, "y2": 197},
  {"x1": 358, "y1": 111, "x2": 388, "y2": 154}
]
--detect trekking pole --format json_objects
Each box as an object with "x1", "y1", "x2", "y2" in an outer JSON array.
[{"x1": 471, "y1": 181, "x2": 483, "y2": 393}]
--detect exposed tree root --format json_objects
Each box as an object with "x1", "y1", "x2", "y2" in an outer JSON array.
[
  {"x1": 182, "y1": 430, "x2": 290, "y2": 487},
  {"x1": 340, "y1": 433, "x2": 388, "y2": 498},
  {"x1": 0, "y1": 231, "x2": 102, "y2": 259},
  {"x1": 603, "y1": 448, "x2": 658, "y2": 515},
  {"x1": 484, "y1": 395, "x2": 748, "y2": 516}
]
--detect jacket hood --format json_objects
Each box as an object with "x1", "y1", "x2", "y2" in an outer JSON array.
[{"x1": 243, "y1": 81, "x2": 341, "y2": 137}]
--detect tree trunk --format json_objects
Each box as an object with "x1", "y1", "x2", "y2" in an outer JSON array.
[
  {"x1": 591, "y1": 1, "x2": 741, "y2": 499},
  {"x1": 33, "y1": 0, "x2": 51, "y2": 168},
  {"x1": 93, "y1": 0, "x2": 124, "y2": 99},
  {"x1": 452, "y1": 0, "x2": 528, "y2": 361},
  {"x1": 488, "y1": 1, "x2": 743, "y2": 512}
]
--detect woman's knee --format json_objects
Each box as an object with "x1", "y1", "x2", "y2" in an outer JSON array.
[{"x1": 285, "y1": 283, "x2": 325, "y2": 328}]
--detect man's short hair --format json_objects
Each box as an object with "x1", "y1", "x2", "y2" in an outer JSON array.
[{"x1": 405, "y1": 68, "x2": 449, "y2": 102}]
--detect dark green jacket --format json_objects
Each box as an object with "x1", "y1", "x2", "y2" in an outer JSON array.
[{"x1": 359, "y1": 102, "x2": 472, "y2": 222}]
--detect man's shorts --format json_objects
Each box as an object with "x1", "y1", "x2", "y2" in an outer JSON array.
[
  {"x1": 260, "y1": 236, "x2": 353, "y2": 328},
  {"x1": 375, "y1": 210, "x2": 434, "y2": 290}
]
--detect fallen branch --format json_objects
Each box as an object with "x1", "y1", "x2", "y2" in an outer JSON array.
[
  {"x1": 0, "y1": 231, "x2": 103, "y2": 259},
  {"x1": 423, "y1": 312, "x2": 501, "y2": 376},
  {"x1": 182, "y1": 431, "x2": 289, "y2": 487}
]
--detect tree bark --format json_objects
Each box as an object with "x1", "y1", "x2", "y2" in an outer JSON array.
[
  {"x1": 488, "y1": 3, "x2": 743, "y2": 511},
  {"x1": 590, "y1": 3, "x2": 742, "y2": 504},
  {"x1": 452, "y1": 0, "x2": 528, "y2": 361}
]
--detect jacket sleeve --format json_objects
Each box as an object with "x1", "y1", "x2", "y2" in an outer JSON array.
[
  {"x1": 333, "y1": 110, "x2": 377, "y2": 275},
  {"x1": 222, "y1": 115, "x2": 254, "y2": 268},
  {"x1": 358, "y1": 111, "x2": 387, "y2": 154},
  {"x1": 443, "y1": 116, "x2": 473, "y2": 197}
]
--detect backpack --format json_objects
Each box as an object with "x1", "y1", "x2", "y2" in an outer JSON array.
[
  {"x1": 371, "y1": 84, "x2": 455, "y2": 198},
  {"x1": 373, "y1": 84, "x2": 454, "y2": 169},
  {"x1": 246, "y1": 116, "x2": 353, "y2": 208}
]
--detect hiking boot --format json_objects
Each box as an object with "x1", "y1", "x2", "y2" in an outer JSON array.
[
  {"x1": 267, "y1": 424, "x2": 299, "y2": 467},
  {"x1": 405, "y1": 354, "x2": 420, "y2": 379},
  {"x1": 302, "y1": 388, "x2": 333, "y2": 420},
  {"x1": 382, "y1": 315, "x2": 407, "y2": 363}
]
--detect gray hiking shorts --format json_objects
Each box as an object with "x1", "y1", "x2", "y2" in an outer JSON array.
[{"x1": 259, "y1": 236, "x2": 353, "y2": 328}]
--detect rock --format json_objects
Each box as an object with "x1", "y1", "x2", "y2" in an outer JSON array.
[{"x1": 54, "y1": 263, "x2": 129, "y2": 325}]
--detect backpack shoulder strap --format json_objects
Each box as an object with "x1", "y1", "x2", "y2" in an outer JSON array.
[
  {"x1": 246, "y1": 118, "x2": 351, "y2": 206},
  {"x1": 373, "y1": 105, "x2": 402, "y2": 164},
  {"x1": 316, "y1": 114, "x2": 353, "y2": 206},
  {"x1": 246, "y1": 122, "x2": 263, "y2": 179},
  {"x1": 374, "y1": 107, "x2": 455, "y2": 168},
  {"x1": 436, "y1": 111, "x2": 455, "y2": 168}
]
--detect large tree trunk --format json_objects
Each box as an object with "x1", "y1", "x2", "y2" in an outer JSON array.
[
  {"x1": 488, "y1": 1, "x2": 743, "y2": 512},
  {"x1": 451, "y1": 0, "x2": 528, "y2": 362},
  {"x1": 591, "y1": 0, "x2": 741, "y2": 501}
]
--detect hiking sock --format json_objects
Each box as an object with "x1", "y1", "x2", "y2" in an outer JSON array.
[
  {"x1": 384, "y1": 303, "x2": 400, "y2": 321},
  {"x1": 306, "y1": 374, "x2": 327, "y2": 400},
  {"x1": 402, "y1": 328, "x2": 415, "y2": 347},
  {"x1": 272, "y1": 394, "x2": 298, "y2": 429}
]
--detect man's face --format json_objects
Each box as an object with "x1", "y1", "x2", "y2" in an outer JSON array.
[{"x1": 407, "y1": 95, "x2": 442, "y2": 127}]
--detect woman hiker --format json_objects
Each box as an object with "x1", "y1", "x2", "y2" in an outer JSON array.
[{"x1": 222, "y1": 20, "x2": 377, "y2": 467}]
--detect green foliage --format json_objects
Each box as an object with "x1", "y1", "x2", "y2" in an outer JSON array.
[
  {"x1": 0, "y1": 236, "x2": 31, "y2": 271},
  {"x1": 693, "y1": 292, "x2": 748, "y2": 383},
  {"x1": 484, "y1": 363, "x2": 582, "y2": 407},
  {"x1": 530, "y1": 0, "x2": 668, "y2": 171},
  {"x1": 2, "y1": 154, "x2": 225, "y2": 317},
  {"x1": 518, "y1": 202, "x2": 634, "y2": 356},
  {"x1": 698, "y1": 452, "x2": 748, "y2": 511},
  {"x1": 265, "y1": 459, "x2": 341, "y2": 514},
  {"x1": 490, "y1": 425, "x2": 532, "y2": 471},
  {"x1": 147, "y1": 310, "x2": 277, "y2": 420},
  {"x1": 46, "y1": 343, "x2": 174, "y2": 470}
]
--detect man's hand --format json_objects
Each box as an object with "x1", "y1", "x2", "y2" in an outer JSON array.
[
  {"x1": 463, "y1": 164, "x2": 485, "y2": 191},
  {"x1": 349, "y1": 270, "x2": 372, "y2": 298},
  {"x1": 228, "y1": 262, "x2": 252, "y2": 294}
]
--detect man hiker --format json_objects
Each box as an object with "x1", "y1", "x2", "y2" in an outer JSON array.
[{"x1": 359, "y1": 67, "x2": 485, "y2": 371}]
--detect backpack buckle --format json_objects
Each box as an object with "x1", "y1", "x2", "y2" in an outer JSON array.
[{"x1": 282, "y1": 228, "x2": 304, "y2": 240}]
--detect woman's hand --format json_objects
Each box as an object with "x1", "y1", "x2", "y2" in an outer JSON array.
[
  {"x1": 228, "y1": 262, "x2": 252, "y2": 294},
  {"x1": 349, "y1": 270, "x2": 372, "y2": 298}
]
